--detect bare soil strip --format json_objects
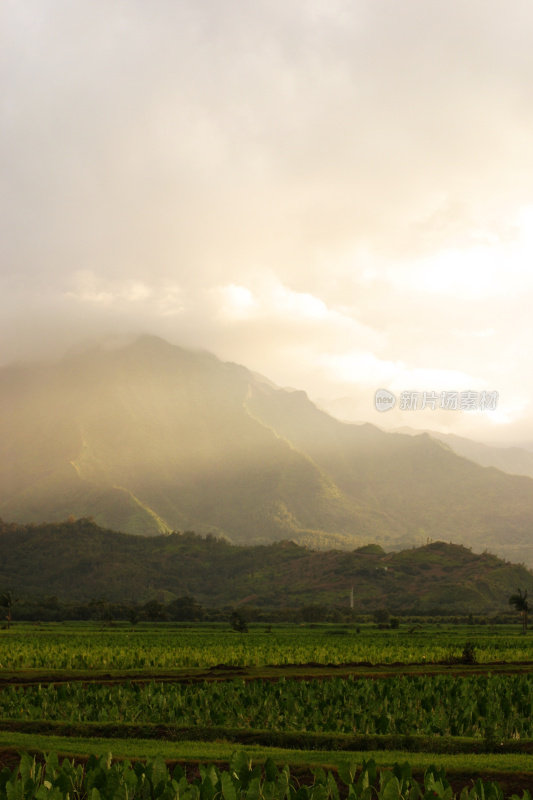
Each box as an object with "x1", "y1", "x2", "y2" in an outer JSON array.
[{"x1": 2, "y1": 660, "x2": 533, "y2": 687}]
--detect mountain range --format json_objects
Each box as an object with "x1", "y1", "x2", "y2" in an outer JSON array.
[
  {"x1": 395, "y1": 426, "x2": 533, "y2": 480},
  {"x1": 1, "y1": 334, "x2": 533, "y2": 566}
]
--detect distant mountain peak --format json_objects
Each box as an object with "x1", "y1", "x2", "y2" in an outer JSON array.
[{"x1": 2, "y1": 335, "x2": 533, "y2": 568}]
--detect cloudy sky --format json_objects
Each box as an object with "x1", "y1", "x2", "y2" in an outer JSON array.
[{"x1": 2, "y1": 0, "x2": 533, "y2": 443}]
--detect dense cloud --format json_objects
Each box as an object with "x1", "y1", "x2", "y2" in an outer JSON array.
[{"x1": 2, "y1": 0, "x2": 533, "y2": 442}]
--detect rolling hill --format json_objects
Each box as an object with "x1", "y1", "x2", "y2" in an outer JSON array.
[{"x1": 0, "y1": 518, "x2": 531, "y2": 613}]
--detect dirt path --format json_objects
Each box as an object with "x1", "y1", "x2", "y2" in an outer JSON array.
[{"x1": 2, "y1": 660, "x2": 533, "y2": 687}]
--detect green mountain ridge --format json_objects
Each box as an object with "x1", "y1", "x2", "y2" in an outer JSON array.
[
  {"x1": 1, "y1": 335, "x2": 533, "y2": 565},
  {"x1": 0, "y1": 517, "x2": 531, "y2": 613}
]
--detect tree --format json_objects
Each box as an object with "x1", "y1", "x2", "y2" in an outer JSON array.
[
  {"x1": 0, "y1": 590, "x2": 14, "y2": 629},
  {"x1": 299, "y1": 604, "x2": 328, "y2": 623},
  {"x1": 509, "y1": 588, "x2": 529, "y2": 633},
  {"x1": 128, "y1": 607, "x2": 140, "y2": 626},
  {"x1": 373, "y1": 608, "x2": 390, "y2": 625},
  {"x1": 143, "y1": 599, "x2": 166, "y2": 622},
  {"x1": 89, "y1": 597, "x2": 112, "y2": 622},
  {"x1": 167, "y1": 596, "x2": 205, "y2": 622},
  {"x1": 230, "y1": 610, "x2": 248, "y2": 633}
]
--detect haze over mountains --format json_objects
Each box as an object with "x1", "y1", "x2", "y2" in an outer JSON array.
[
  {"x1": 1, "y1": 335, "x2": 533, "y2": 566},
  {"x1": 395, "y1": 427, "x2": 533, "y2": 481}
]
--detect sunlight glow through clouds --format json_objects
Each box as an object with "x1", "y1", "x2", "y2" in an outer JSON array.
[
  {"x1": 318, "y1": 351, "x2": 481, "y2": 393},
  {"x1": 60, "y1": 265, "x2": 530, "y2": 443},
  {"x1": 4, "y1": 1, "x2": 533, "y2": 442},
  {"x1": 414, "y1": 248, "x2": 501, "y2": 298},
  {"x1": 399, "y1": 204, "x2": 533, "y2": 299},
  {"x1": 217, "y1": 281, "x2": 335, "y2": 323},
  {"x1": 216, "y1": 285, "x2": 256, "y2": 321},
  {"x1": 350, "y1": 204, "x2": 533, "y2": 304}
]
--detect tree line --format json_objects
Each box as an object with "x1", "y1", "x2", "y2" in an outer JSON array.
[{"x1": 0, "y1": 589, "x2": 527, "y2": 628}]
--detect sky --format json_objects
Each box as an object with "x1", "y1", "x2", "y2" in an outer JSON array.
[{"x1": 2, "y1": 0, "x2": 533, "y2": 444}]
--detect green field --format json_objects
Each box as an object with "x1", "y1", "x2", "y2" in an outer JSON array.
[
  {"x1": 3, "y1": 748, "x2": 531, "y2": 800},
  {"x1": 1, "y1": 622, "x2": 533, "y2": 797},
  {"x1": 1, "y1": 622, "x2": 533, "y2": 670},
  {"x1": 3, "y1": 674, "x2": 533, "y2": 739}
]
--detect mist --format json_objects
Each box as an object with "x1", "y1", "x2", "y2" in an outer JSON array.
[{"x1": 3, "y1": 0, "x2": 533, "y2": 444}]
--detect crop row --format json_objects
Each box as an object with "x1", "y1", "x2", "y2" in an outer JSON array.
[
  {"x1": 4, "y1": 675, "x2": 533, "y2": 738},
  {"x1": 0, "y1": 750, "x2": 527, "y2": 800},
  {"x1": 1, "y1": 627, "x2": 532, "y2": 669}
]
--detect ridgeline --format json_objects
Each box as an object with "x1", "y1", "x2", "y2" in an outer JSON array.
[
  {"x1": 3, "y1": 336, "x2": 533, "y2": 567},
  {"x1": 1, "y1": 517, "x2": 531, "y2": 614}
]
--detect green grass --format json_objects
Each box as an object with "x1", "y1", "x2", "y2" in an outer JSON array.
[
  {"x1": 1, "y1": 720, "x2": 532, "y2": 755},
  {"x1": 0, "y1": 731, "x2": 532, "y2": 775}
]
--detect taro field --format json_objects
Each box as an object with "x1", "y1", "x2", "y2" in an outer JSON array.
[
  {"x1": 1, "y1": 622, "x2": 533, "y2": 797},
  {"x1": 1, "y1": 622, "x2": 533, "y2": 670},
  {"x1": 4, "y1": 674, "x2": 533, "y2": 739}
]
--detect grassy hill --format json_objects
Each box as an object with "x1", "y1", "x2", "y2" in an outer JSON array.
[{"x1": 1, "y1": 517, "x2": 532, "y2": 614}]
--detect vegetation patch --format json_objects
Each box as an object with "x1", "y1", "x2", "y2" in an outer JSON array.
[{"x1": 2, "y1": 720, "x2": 533, "y2": 755}]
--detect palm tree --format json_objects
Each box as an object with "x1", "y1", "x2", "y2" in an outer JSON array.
[{"x1": 509, "y1": 588, "x2": 529, "y2": 634}]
